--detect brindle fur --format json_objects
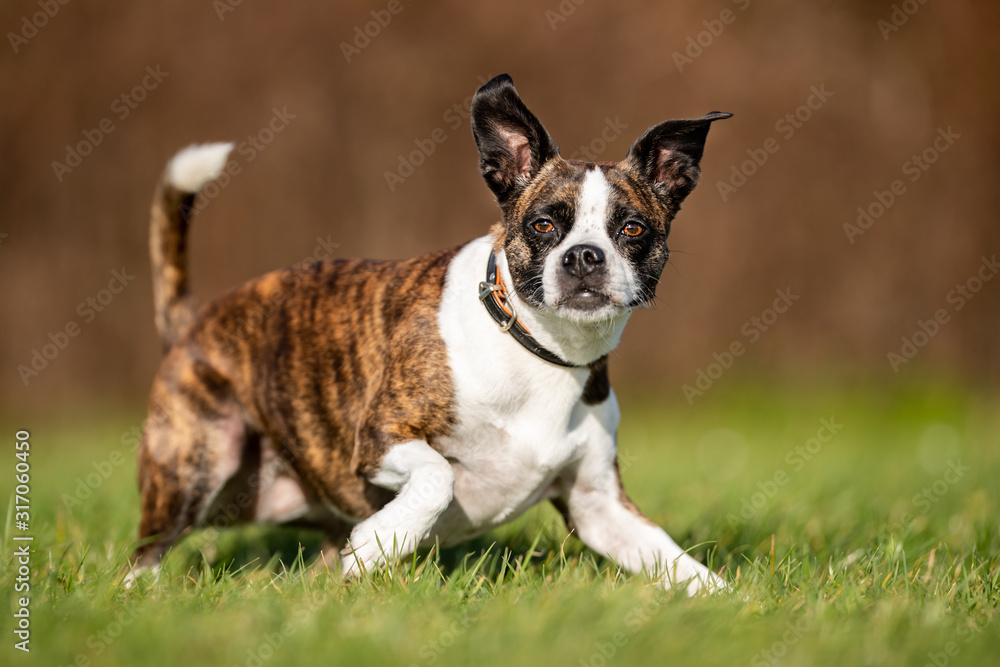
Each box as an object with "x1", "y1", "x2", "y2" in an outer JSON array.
[
  {"x1": 135, "y1": 209, "x2": 463, "y2": 566},
  {"x1": 149, "y1": 182, "x2": 197, "y2": 352}
]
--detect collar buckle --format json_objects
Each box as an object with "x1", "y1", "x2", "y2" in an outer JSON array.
[
  {"x1": 478, "y1": 281, "x2": 517, "y2": 332},
  {"x1": 478, "y1": 281, "x2": 501, "y2": 302},
  {"x1": 478, "y1": 252, "x2": 581, "y2": 368}
]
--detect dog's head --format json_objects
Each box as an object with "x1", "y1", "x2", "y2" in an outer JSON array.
[{"x1": 471, "y1": 74, "x2": 730, "y2": 323}]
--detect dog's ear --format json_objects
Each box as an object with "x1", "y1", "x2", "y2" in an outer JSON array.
[
  {"x1": 471, "y1": 74, "x2": 559, "y2": 209},
  {"x1": 625, "y1": 111, "x2": 732, "y2": 210}
]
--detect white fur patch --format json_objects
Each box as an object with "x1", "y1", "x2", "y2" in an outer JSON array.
[
  {"x1": 540, "y1": 168, "x2": 638, "y2": 314},
  {"x1": 574, "y1": 167, "x2": 613, "y2": 237},
  {"x1": 566, "y1": 412, "x2": 727, "y2": 595},
  {"x1": 123, "y1": 563, "x2": 159, "y2": 589},
  {"x1": 342, "y1": 440, "x2": 454, "y2": 577},
  {"x1": 431, "y1": 235, "x2": 724, "y2": 594},
  {"x1": 166, "y1": 142, "x2": 234, "y2": 192},
  {"x1": 433, "y1": 239, "x2": 598, "y2": 534}
]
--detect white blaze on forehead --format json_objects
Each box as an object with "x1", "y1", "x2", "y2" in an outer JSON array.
[
  {"x1": 572, "y1": 168, "x2": 612, "y2": 241},
  {"x1": 539, "y1": 166, "x2": 638, "y2": 311}
]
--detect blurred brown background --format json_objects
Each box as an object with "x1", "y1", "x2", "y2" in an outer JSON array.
[{"x1": 2, "y1": 0, "x2": 998, "y2": 415}]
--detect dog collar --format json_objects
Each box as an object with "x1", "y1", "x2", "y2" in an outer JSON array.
[{"x1": 478, "y1": 252, "x2": 581, "y2": 368}]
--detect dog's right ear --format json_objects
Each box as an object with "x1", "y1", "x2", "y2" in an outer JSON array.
[
  {"x1": 625, "y1": 111, "x2": 732, "y2": 211},
  {"x1": 471, "y1": 74, "x2": 559, "y2": 210}
]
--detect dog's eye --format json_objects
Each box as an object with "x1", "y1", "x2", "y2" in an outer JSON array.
[
  {"x1": 532, "y1": 219, "x2": 554, "y2": 233},
  {"x1": 621, "y1": 221, "x2": 645, "y2": 237}
]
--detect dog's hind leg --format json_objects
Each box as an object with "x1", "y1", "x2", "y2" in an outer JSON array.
[{"x1": 129, "y1": 356, "x2": 254, "y2": 578}]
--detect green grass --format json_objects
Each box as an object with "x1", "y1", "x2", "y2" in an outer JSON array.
[{"x1": 2, "y1": 381, "x2": 999, "y2": 666}]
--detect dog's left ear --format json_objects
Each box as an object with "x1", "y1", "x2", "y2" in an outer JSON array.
[
  {"x1": 471, "y1": 74, "x2": 559, "y2": 210},
  {"x1": 626, "y1": 111, "x2": 732, "y2": 209}
]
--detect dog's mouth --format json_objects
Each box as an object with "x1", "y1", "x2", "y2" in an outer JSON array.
[{"x1": 558, "y1": 289, "x2": 614, "y2": 310}]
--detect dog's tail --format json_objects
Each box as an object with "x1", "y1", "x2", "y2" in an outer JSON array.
[{"x1": 149, "y1": 142, "x2": 233, "y2": 352}]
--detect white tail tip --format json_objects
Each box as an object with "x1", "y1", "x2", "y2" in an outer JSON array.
[{"x1": 166, "y1": 142, "x2": 234, "y2": 193}]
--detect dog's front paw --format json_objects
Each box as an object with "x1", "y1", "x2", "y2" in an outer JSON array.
[
  {"x1": 340, "y1": 522, "x2": 413, "y2": 579},
  {"x1": 681, "y1": 569, "x2": 730, "y2": 596},
  {"x1": 659, "y1": 557, "x2": 730, "y2": 596},
  {"x1": 122, "y1": 563, "x2": 161, "y2": 590}
]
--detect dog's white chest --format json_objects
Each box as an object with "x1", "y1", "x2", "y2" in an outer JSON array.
[
  {"x1": 433, "y1": 381, "x2": 590, "y2": 537},
  {"x1": 431, "y1": 238, "x2": 604, "y2": 541}
]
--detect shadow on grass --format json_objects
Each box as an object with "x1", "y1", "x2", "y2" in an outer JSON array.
[
  {"x1": 165, "y1": 524, "x2": 565, "y2": 583},
  {"x1": 166, "y1": 525, "x2": 329, "y2": 578}
]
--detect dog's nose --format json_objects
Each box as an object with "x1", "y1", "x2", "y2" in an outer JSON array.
[{"x1": 562, "y1": 244, "x2": 605, "y2": 277}]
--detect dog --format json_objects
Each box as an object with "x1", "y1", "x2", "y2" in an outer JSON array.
[{"x1": 130, "y1": 74, "x2": 731, "y2": 594}]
